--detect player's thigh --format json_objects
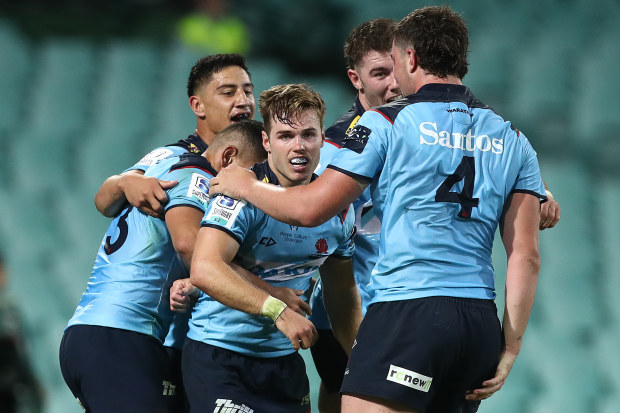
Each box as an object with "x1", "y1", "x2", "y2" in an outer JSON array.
[
  {"x1": 60, "y1": 325, "x2": 174, "y2": 413},
  {"x1": 310, "y1": 329, "x2": 348, "y2": 394},
  {"x1": 182, "y1": 338, "x2": 311, "y2": 413}
]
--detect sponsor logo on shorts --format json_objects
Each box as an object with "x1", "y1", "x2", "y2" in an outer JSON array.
[
  {"x1": 162, "y1": 380, "x2": 176, "y2": 396},
  {"x1": 386, "y1": 364, "x2": 432, "y2": 392},
  {"x1": 213, "y1": 398, "x2": 253, "y2": 413}
]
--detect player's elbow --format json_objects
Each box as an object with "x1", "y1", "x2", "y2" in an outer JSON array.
[{"x1": 189, "y1": 258, "x2": 217, "y2": 293}]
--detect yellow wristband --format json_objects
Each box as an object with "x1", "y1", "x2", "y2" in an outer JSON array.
[{"x1": 260, "y1": 296, "x2": 287, "y2": 322}]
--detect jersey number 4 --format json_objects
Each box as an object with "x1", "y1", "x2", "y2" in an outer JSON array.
[{"x1": 435, "y1": 156, "x2": 479, "y2": 219}]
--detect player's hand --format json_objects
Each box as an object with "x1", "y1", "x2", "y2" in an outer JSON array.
[
  {"x1": 209, "y1": 164, "x2": 257, "y2": 200},
  {"x1": 271, "y1": 287, "x2": 312, "y2": 316},
  {"x1": 464, "y1": 349, "x2": 518, "y2": 401},
  {"x1": 170, "y1": 278, "x2": 199, "y2": 312},
  {"x1": 539, "y1": 190, "x2": 560, "y2": 230},
  {"x1": 275, "y1": 307, "x2": 318, "y2": 350},
  {"x1": 122, "y1": 174, "x2": 178, "y2": 218}
]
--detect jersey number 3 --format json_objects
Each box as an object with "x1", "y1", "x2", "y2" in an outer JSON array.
[
  {"x1": 104, "y1": 206, "x2": 133, "y2": 254},
  {"x1": 435, "y1": 156, "x2": 479, "y2": 219}
]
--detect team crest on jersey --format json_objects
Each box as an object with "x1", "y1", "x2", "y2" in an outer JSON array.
[
  {"x1": 206, "y1": 195, "x2": 245, "y2": 228},
  {"x1": 343, "y1": 124, "x2": 371, "y2": 154},
  {"x1": 187, "y1": 143, "x2": 201, "y2": 154},
  {"x1": 315, "y1": 238, "x2": 328, "y2": 254},
  {"x1": 137, "y1": 148, "x2": 173, "y2": 166},
  {"x1": 186, "y1": 173, "x2": 210, "y2": 205}
]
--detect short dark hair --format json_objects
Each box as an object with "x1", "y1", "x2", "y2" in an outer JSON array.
[
  {"x1": 394, "y1": 6, "x2": 469, "y2": 79},
  {"x1": 187, "y1": 54, "x2": 251, "y2": 97},
  {"x1": 344, "y1": 18, "x2": 397, "y2": 70},
  {"x1": 259, "y1": 84, "x2": 325, "y2": 135},
  {"x1": 210, "y1": 119, "x2": 267, "y2": 161}
]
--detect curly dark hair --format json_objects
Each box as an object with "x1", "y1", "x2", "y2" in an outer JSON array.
[
  {"x1": 393, "y1": 6, "x2": 469, "y2": 79},
  {"x1": 187, "y1": 54, "x2": 251, "y2": 97},
  {"x1": 344, "y1": 18, "x2": 397, "y2": 70}
]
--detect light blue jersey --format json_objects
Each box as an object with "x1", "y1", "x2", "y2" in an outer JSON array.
[
  {"x1": 125, "y1": 133, "x2": 208, "y2": 173},
  {"x1": 67, "y1": 154, "x2": 216, "y2": 342},
  {"x1": 310, "y1": 98, "x2": 378, "y2": 329},
  {"x1": 124, "y1": 133, "x2": 207, "y2": 349},
  {"x1": 329, "y1": 84, "x2": 546, "y2": 304},
  {"x1": 187, "y1": 162, "x2": 355, "y2": 358}
]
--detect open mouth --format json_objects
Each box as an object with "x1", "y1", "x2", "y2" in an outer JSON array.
[
  {"x1": 231, "y1": 113, "x2": 250, "y2": 122},
  {"x1": 386, "y1": 94, "x2": 402, "y2": 103}
]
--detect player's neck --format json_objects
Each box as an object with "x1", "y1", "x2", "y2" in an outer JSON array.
[
  {"x1": 414, "y1": 74, "x2": 462, "y2": 93},
  {"x1": 357, "y1": 93, "x2": 372, "y2": 112},
  {"x1": 194, "y1": 126, "x2": 215, "y2": 146}
]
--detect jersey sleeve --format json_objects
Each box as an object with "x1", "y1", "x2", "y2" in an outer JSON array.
[
  {"x1": 200, "y1": 195, "x2": 257, "y2": 245},
  {"x1": 164, "y1": 170, "x2": 213, "y2": 213},
  {"x1": 124, "y1": 146, "x2": 186, "y2": 173},
  {"x1": 512, "y1": 133, "x2": 547, "y2": 201},
  {"x1": 331, "y1": 204, "x2": 356, "y2": 259},
  {"x1": 327, "y1": 110, "x2": 390, "y2": 181}
]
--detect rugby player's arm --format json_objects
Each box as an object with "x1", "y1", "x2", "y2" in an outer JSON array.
[
  {"x1": 466, "y1": 192, "x2": 541, "y2": 401},
  {"x1": 165, "y1": 205, "x2": 204, "y2": 269},
  {"x1": 190, "y1": 227, "x2": 317, "y2": 349},
  {"x1": 210, "y1": 166, "x2": 366, "y2": 227},
  {"x1": 94, "y1": 169, "x2": 177, "y2": 218},
  {"x1": 319, "y1": 256, "x2": 362, "y2": 354}
]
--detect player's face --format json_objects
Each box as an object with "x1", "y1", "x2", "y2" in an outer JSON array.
[
  {"x1": 352, "y1": 50, "x2": 401, "y2": 109},
  {"x1": 264, "y1": 110, "x2": 324, "y2": 188},
  {"x1": 391, "y1": 43, "x2": 415, "y2": 96},
  {"x1": 197, "y1": 66, "x2": 255, "y2": 135}
]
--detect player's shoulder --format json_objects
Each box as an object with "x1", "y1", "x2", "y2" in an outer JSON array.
[
  {"x1": 325, "y1": 98, "x2": 365, "y2": 146},
  {"x1": 168, "y1": 153, "x2": 217, "y2": 177},
  {"x1": 165, "y1": 133, "x2": 208, "y2": 155},
  {"x1": 250, "y1": 161, "x2": 280, "y2": 185}
]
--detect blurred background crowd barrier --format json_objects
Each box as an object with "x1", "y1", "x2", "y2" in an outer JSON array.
[{"x1": 0, "y1": 0, "x2": 619, "y2": 412}]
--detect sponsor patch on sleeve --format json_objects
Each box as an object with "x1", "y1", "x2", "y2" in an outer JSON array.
[
  {"x1": 342, "y1": 124, "x2": 371, "y2": 154},
  {"x1": 205, "y1": 195, "x2": 246, "y2": 229},
  {"x1": 186, "y1": 173, "x2": 211, "y2": 206},
  {"x1": 137, "y1": 148, "x2": 173, "y2": 166}
]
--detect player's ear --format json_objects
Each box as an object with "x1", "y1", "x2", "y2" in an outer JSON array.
[
  {"x1": 321, "y1": 131, "x2": 325, "y2": 147},
  {"x1": 407, "y1": 48, "x2": 417, "y2": 74},
  {"x1": 222, "y1": 145, "x2": 238, "y2": 166},
  {"x1": 189, "y1": 95, "x2": 205, "y2": 117},
  {"x1": 262, "y1": 130, "x2": 271, "y2": 153},
  {"x1": 347, "y1": 68, "x2": 362, "y2": 91}
]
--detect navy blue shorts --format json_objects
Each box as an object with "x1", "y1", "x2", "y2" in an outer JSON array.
[
  {"x1": 341, "y1": 297, "x2": 502, "y2": 413},
  {"x1": 59, "y1": 325, "x2": 178, "y2": 413},
  {"x1": 182, "y1": 339, "x2": 311, "y2": 413},
  {"x1": 310, "y1": 329, "x2": 348, "y2": 393},
  {"x1": 166, "y1": 346, "x2": 189, "y2": 413}
]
